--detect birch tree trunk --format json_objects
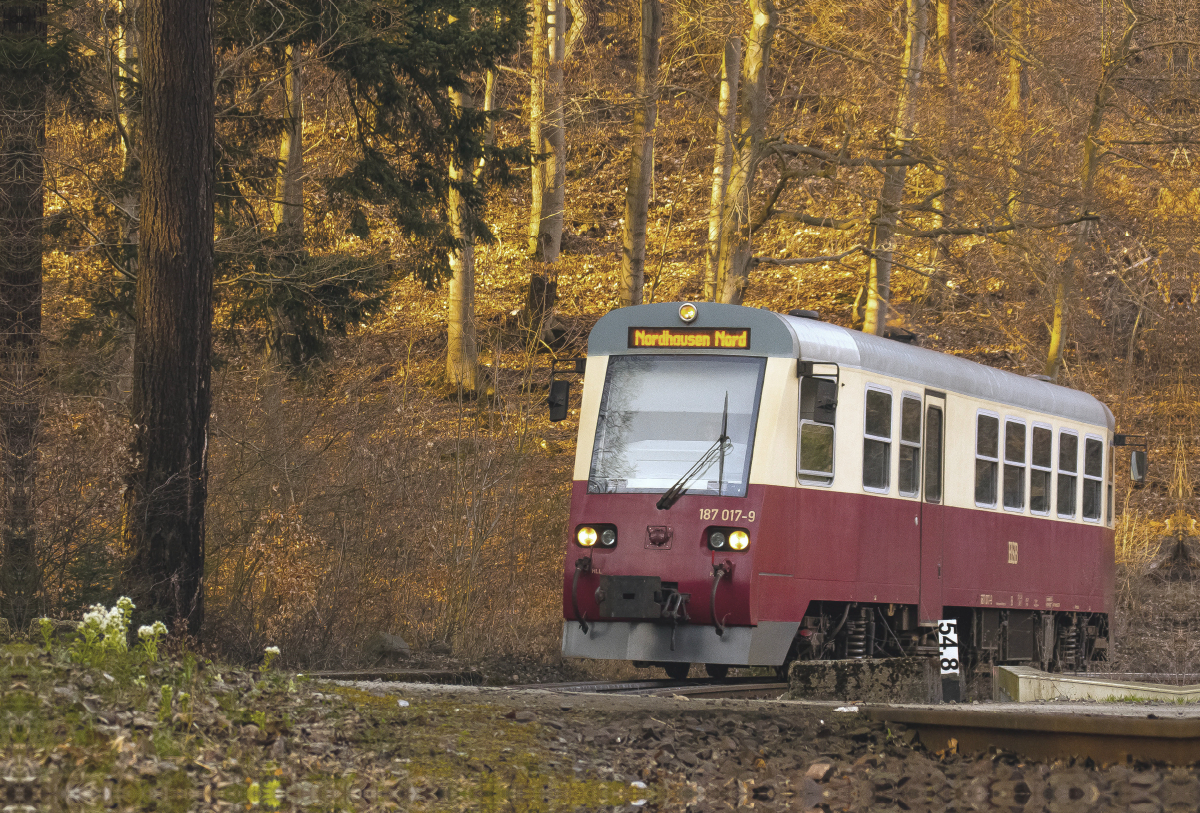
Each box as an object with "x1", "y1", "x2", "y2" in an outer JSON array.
[
  {"x1": 1043, "y1": 7, "x2": 1137, "y2": 380},
  {"x1": 619, "y1": 0, "x2": 661, "y2": 308},
  {"x1": 862, "y1": 0, "x2": 928, "y2": 335},
  {"x1": 446, "y1": 84, "x2": 478, "y2": 391},
  {"x1": 273, "y1": 45, "x2": 303, "y2": 239},
  {"x1": 0, "y1": 0, "x2": 46, "y2": 629},
  {"x1": 122, "y1": 0, "x2": 214, "y2": 636},
  {"x1": 715, "y1": 0, "x2": 776, "y2": 305},
  {"x1": 705, "y1": 37, "x2": 740, "y2": 302}
]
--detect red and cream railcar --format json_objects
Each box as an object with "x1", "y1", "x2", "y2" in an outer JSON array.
[{"x1": 560, "y1": 303, "x2": 1119, "y2": 678}]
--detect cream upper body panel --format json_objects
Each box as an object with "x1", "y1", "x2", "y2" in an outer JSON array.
[{"x1": 572, "y1": 305, "x2": 1115, "y2": 526}]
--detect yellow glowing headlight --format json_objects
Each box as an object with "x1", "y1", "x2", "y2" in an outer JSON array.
[
  {"x1": 678, "y1": 302, "x2": 698, "y2": 323},
  {"x1": 576, "y1": 526, "x2": 598, "y2": 547},
  {"x1": 728, "y1": 530, "x2": 750, "y2": 551}
]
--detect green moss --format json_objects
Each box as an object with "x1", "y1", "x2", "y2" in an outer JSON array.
[{"x1": 5, "y1": 639, "x2": 652, "y2": 813}]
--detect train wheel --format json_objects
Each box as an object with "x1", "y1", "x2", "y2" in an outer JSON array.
[
  {"x1": 704, "y1": 663, "x2": 729, "y2": 680},
  {"x1": 663, "y1": 662, "x2": 690, "y2": 680}
]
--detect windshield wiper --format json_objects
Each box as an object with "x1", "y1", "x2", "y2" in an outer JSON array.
[
  {"x1": 656, "y1": 393, "x2": 730, "y2": 511},
  {"x1": 717, "y1": 392, "x2": 728, "y2": 497}
]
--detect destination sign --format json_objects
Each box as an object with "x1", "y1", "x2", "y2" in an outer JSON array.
[{"x1": 628, "y1": 327, "x2": 750, "y2": 349}]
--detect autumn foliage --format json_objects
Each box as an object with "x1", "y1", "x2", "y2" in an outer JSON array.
[{"x1": 0, "y1": 0, "x2": 1187, "y2": 669}]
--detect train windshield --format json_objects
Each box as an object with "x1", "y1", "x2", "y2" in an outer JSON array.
[{"x1": 588, "y1": 355, "x2": 766, "y2": 497}]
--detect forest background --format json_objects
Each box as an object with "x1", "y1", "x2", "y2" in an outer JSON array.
[{"x1": 0, "y1": 0, "x2": 1191, "y2": 673}]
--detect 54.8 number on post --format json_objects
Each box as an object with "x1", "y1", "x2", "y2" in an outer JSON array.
[{"x1": 937, "y1": 619, "x2": 960, "y2": 675}]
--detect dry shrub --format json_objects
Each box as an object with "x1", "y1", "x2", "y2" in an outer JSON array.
[
  {"x1": 1111, "y1": 507, "x2": 1200, "y2": 677},
  {"x1": 33, "y1": 395, "x2": 129, "y2": 613},
  {"x1": 202, "y1": 327, "x2": 573, "y2": 669}
]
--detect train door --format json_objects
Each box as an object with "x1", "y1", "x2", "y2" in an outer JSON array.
[{"x1": 918, "y1": 391, "x2": 946, "y2": 624}]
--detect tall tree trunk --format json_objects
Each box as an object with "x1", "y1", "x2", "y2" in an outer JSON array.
[
  {"x1": 862, "y1": 0, "x2": 928, "y2": 336},
  {"x1": 528, "y1": 0, "x2": 565, "y2": 263},
  {"x1": 264, "y1": 45, "x2": 304, "y2": 367},
  {"x1": 1043, "y1": 5, "x2": 1137, "y2": 380},
  {"x1": 715, "y1": 0, "x2": 776, "y2": 305},
  {"x1": 526, "y1": 0, "x2": 569, "y2": 342},
  {"x1": 446, "y1": 84, "x2": 477, "y2": 391},
  {"x1": 619, "y1": 0, "x2": 661, "y2": 308},
  {"x1": 115, "y1": 0, "x2": 139, "y2": 255},
  {"x1": 114, "y1": 0, "x2": 140, "y2": 405},
  {"x1": 543, "y1": 0, "x2": 565, "y2": 264},
  {"x1": 273, "y1": 45, "x2": 303, "y2": 239},
  {"x1": 705, "y1": 37, "x2": 740, "y2": 302},
  {"x1": 1005, "y1": 0, "x2": 1025, "y2": 216},
  {"x1": 527, "y1": 0, "x2": 546, "y2": 257},
  {"x1": 122, "y1": 0, "x2": 214, "y2": 636},
  {"x1": 934, "y1": 0, "x2": 953, "y2": 229},
  {"x1": 1006, "y1": 0, "x2": 1025, "y2": 113},
  {"x1": 0, "y1": 0, "x2": 46, "y2": 629}
]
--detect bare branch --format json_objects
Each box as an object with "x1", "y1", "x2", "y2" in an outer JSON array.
[
  {"x1": 894, "y1": 213, "x2": 1100, "y2": 238},
  {"x1": 753, "y1": 246, "x2": 865, "y2": 266}
]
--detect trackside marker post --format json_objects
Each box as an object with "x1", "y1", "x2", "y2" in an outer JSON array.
[{"x1": 938, "y1": 619, "x2": 962, "y2": 702}]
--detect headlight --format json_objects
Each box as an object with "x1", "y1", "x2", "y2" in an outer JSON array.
[
  {"x1": 708, "y1": 527, "x2": 750, "y2": 551},
  {"x1": 599, "y1": 528, "x2": 617, "y2": 547},
  {"x1": 576, "y1": 526, "x2": 597, "y2": 547},
  {"x1": 678, "y1": 302, "x2": 698, "y2": 323}
]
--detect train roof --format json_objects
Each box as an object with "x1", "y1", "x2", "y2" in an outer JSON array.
[{"x1": 587, "y1": 302, "x2": 1115, "y2": 431}]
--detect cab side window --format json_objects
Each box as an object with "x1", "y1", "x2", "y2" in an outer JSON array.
[
  {"x1": 1107, "y1": 442, "x2": 1115, "y2": 526},
  {"x1": 975, "y1": 413, "x2": 999, "y2": 507},
  {"x1": 863, "y1": 387, "x2": 892, "y2": 492},
  {"x1": 798, "y1": 376, "x2": 836, "y2": 485}
]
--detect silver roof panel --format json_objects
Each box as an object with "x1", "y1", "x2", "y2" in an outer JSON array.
[
  {"x1": 780, "y1": 314, "x2": 1115, "y2": 431},
  {"x1": 586, "y1": 303, "x2": 1113, "y2": 431}
]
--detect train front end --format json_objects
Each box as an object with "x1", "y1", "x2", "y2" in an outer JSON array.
[{"x1": 560, "y1": 303, "x2": 800, "y2": 674}]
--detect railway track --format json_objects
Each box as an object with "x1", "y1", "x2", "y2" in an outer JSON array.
[{"x1": 514, "y1": 676, "x2": 789, "y2": 699}]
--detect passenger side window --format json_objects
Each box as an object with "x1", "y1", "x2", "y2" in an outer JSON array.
[
  {"x1": 1030, "y1": 425, "x2": 1052, "y2": 515},
  {"x1": 975, "y1": 413, "x2": 999, "y2": 506},
  {"x1": 863, "y1": 388, "x2": 892, "y2": 492},
  {"x1": 798, "y1": 377, "x2": 836, "y2": 485},
  {"x1": 1083, "y1": 437, "x2": 1103, "y2": 521},
  {"x1": 1003, "y1": 420, "x2": 1026, "y2": 510},
  {"x1": 898, "y1": 396, "x2": 921, "y2": 496},
  {"x1": 1057, "y1": 431, "x2": 1078, "y2": 518}
]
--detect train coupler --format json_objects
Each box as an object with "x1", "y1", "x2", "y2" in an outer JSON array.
[{"x1": 661, "y1": 588, "x2": 690, "y2": 622}]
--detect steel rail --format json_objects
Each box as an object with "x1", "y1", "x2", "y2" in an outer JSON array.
[
  {"x1": 865, "y1": 706, "x2": 1200, "y2": 764},
  {"x1": 512, "y1": 676, "x2": 788, "y2": 698},
  {"x1": 304, "y1": 668, "x2": 483, "y2": 684}
]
